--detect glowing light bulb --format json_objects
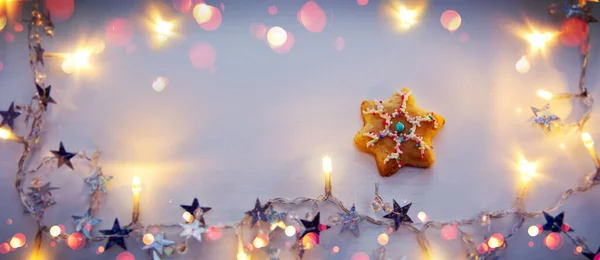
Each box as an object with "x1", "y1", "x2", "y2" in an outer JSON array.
[
  {"x1": 132, "y1": 176, "x2": 141, "y2": 192},
  {"x1": 518, "y1": 158, "x2": 537, "y2": 183},
  {"x1": 515, "y1": 56, "x2": 530, "y2": 73},
  {"x1": 183, "y1": 211, "x2": 194, "y2": 222},
  {"x1": 71, "y1": 50, "x2": 91, "y2": 69},
  {"x1": 582, "y1": 132, "x2": 594, "y2": 147},
  {"x1": 417, "y1": 211, "x2": 428, "y2": 222},
  {"x1": 193, "y1": 3, "x2": 212, "y2": 24},
  {"x1": 143, "y1": 233, "x2": 154, "y2": 245},
  {"x1": 266, "y1": 26, "x2": 287, "y2": 48},
  {"x1": 154, "y1": 18, "x2": 174, "y2": 37},
  {"x1": 528, "y1": 225, "x2": 540, "y2": 237},
  {"x1": 252, "y1": 233, "x2": 269, "y2": 248},
  {"x1": 322, "y1": 156, "x2": 332, "y2": 173},
  {"x1": 537, "y1": 89, "x2": 553, "y2": 100},
  {"x1": 284, "y1": 225, "x2": 296, "y2": 236},
  {"x1": 0, "y1": 127, "x2": 12, "y2": 139},
  {"x1": 526, "y1": 31, "x2": 554, "y2": 52},
  {"x1": 49, "y1": 225, "x2": 61, "y2": 237},
  {"x1": 397, "y1": 6, "x2": 417, "y2": 29},
  {"x1": 487, "y1": 233, "x2": 504, "y2": 248},
  {"x1": 61, "y1": 59, "x2": 74, "y2": 74}
]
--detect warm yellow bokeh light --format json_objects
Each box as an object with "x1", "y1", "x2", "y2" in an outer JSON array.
[
  {"x1": 270, "y1": 220, "x2": 286, "y2": 231},
  {"x1": 183, "y1": 211, "x2": 194, "y2": 222},
  {"x1": 528, "y1": 225, "x2": 539, "y2": 237},
  {"x1": 0, "y1": 127, "x2": 12, "y2": 140},
  {"x1": 377, "y1": 233, "x2": 389, "y2": 245},
  {"x1": 154, "y1": 17, "x2": 174, "y2": 36},
  {"x1": 518, "y1": 158, "x2": 537, "y2": 183},
  {"x1": 193, "y1": 3, "x2": 213, "y2": 24},
  {"x1": 322, "y1": 156, "x2": 332, "y2": 173},
  {"x1": 284, "y1": 225, "x2": 296, "y2": 237},
  {"x1": 515, "y1": 56, "x2": 530, "y2": 73},
  {"x1": 0, "y1": 16, "x2": 6, "y2": 31},
  {"x1": 397, "y1": 6, "x2": 418, "y2": 28},
  {"x1": 267, "y1": 26, "x2": 287, "y2": 48},
  {"x1": 72, "y1": 50, "x2": 91, "y2": 68},
  {"x1": 417, "y1": 211, "x2": 428, "y2": 222},
  {"x1": 142, "y1": 233, "x2": 154, "y2": 245},
  {"x1": 252, "y1": 234, "x2": 268, "y2": 248},
  {"x1": 525, "y1": 31, "x2": 554, "y2": 52},
  {"x1": 132, "y1": 176, "x2": 141, "y2": 192},
  {"x1": 582, "y1": 132, "x2": 594, "y2": 147},
  {"x1": 487, "y1": 233, "x2": 504, "y2": 248},
  {"x1": 49, "y1": 225, "x2": 61, "y2": 237},
  {"x1": 537, "y1": 89, "x2": 553, "y2": 100},
  {"x1": 61, "y1": 59, "x2": 74, "y2": 74}
]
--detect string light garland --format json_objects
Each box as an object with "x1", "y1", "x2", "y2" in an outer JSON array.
[{"x1": 0, "y1": 0, "x2": 599, "y2": 260}]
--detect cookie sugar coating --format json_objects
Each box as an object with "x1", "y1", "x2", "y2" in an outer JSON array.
[{"x1": 354, "y1": 88, "x2": 445, "y2": 177}]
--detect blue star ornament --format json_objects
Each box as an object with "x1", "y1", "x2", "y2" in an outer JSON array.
[
  {"x1": 245, "y1": 198, "x2": 270, "y2": 228},
  {"x1": 339, "y1": 204, "x2": 362, "y2": 237},
  {"x1": 299, "y1": 212, "x2": 330, "y2": 240},
  {"x1": 35, "y1": 83, "x2": 56, "y2": 109},
  {"x1": 84, "y1": 167, "x2": 113, "y2": 194},
  {"x1": 72, "y1": 208, "x2": 101, "y2": 238},
  {"x1": 383, "y1": 200, "x2": 413, "y2": 231},
  {"x1": 531, "y1": 104, "x2": 560, "y2": 131},
  {"x1": 100, "y1": 218, "x2": 132, "y2": 250},
  {"x1": 180, "y1": 219, "x2": 206, "y2": 242},
  {"x1": 143, "y1": 232, "x2": 175, "y2": 254},
  {"x1": 0, "y1": 101, "x2": 21, "y2": 130},
  {"x1": 542, "y1": 211, "x2": 573, "y2": 233},
  {"x1": 50, "y1": 142, "x2": 76, "y2": 170}
]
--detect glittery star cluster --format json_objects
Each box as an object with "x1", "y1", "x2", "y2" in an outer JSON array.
[{"x1": 361, "y1": 90, "x2": 440, "y2": 168}]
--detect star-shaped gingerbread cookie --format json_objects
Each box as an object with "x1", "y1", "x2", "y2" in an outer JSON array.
[{"x1": 354, "y1": 88, "x2": 445, "y2": 177}]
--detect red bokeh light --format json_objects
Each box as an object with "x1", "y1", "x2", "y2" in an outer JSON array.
[
  {"x1": 544, "y1": 232, "x2": 564, "y2": 250},
  {"x1": 351, "y1": 252, "x2": 370, "y2": 260},
  {"x1": 4, "y1": 32, "x2": 15, "y2": 42},
  {"x1": 271, "y1": 31, "x2": 295, "y2": 54},
  {"x1": 357, "y1": 0, "x2": 369, "y2": 6},
  {"x1": 116, "y1": 251, "x2": 135, "y2": 260},
  {"x1": 67, "y1": 232, "x2": 85, "y2": 250},
  {"x1": 440, "y1": 225, "x2": 458, "y2": 240},
  {"x1": 189, "y1": 42, "x2": 216, "y2": 69},
  {"x1": 334, "y1": 36, "x2": 345, "y2": 51},
  {"x1": 172, "y1": 0, "x2": 193, "y2": 13},
  {"x1": 197, "y1": 5, "x2": 222, "y2": 31},
  {"x1": 45, "y1": 0, "x2": 75, "y2": 22},
  {"x1": 268, "y1": 5, "x2": 278, "y2": 15},
  {"x1": 560, "y1": 18, "x2": 589, "y2": 47},
  {"x1": 299, "y1": 1, "x2": 327, "y2": 33},
  {"x1": 105, "y1": 18, "x2": 134, "y2": 46},
  {"x1": 14, "y1": 23, "x2": 23, "y2": 33}
]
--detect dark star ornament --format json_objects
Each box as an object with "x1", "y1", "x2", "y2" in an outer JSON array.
[
  {"x1": 0, "y1": 101, "x2": 21, "y2": 130},
  {"x1": 100, "y1": 218, "x2": 132, "y2": 250},
  {"x1": 299, "y1": 212, "x2": 330, "y2": 240},
  {"x1": 35, "y1": 84, "x2": 56, "y2": 110},
  {"x1": 541, "y1": 211, "x2": 573, "y2": 232},
  {"x1": 50, "y1": 142, "x2": 76, "y2": 170},
  {"x1": 31, "y1": 43, "x2": 45, "y2": 65},
  {"x1": 244, "y1": 198, "x2": 271, "y2": 228},
  {"x1": 180, "y1": 198, "x2": 211, "y2": 226},
  {"x1": 383, "y1": 200, "x2": 413, "y2": 231},
  {"x1": 583, "y1": 247, "x2": 600, "y2": 260}
]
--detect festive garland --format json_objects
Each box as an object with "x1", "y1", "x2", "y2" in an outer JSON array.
[{"x1": 1, "y1": 1, "x2": 600, "y2": 260}]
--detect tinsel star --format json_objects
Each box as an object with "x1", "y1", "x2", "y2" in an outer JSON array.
[
  {"x1": 50, "y1": 142, "x2": 76, "y2": 170},
  {"x1": 32, "y1": 43, "x2": 45, "y2": 65},
  {"x1": 383, "y1": 200, "x2": 413, "y2": 231},
  {"x1": 27, "y1": 182, "x2": 58, "y2": 217},
  {"x1": 339, "y1": 204, "x2": 362, "y2": 237},
  {"x1": 71, "y1": 208, "x2": 101, "y2": 238},
  {"x1": 84, "y1": 167, "x2": 113, "y2": 194},
  {"x1": 100, "y1": 218, "x2": 132, "y2": 250},
  {"x1": 542, "y1": 211, "x2": 573, "y2": 232},
  {"x1": 531, "y1": 104, "x2": 560, "y2": 131},
  {"x1": 245, "y1": 198, "x2": 271, "y2": 228},
  {"x1": 179, "y1": 219, "x2": 206, "y2": 242},
  {"x1": 180, "y1": 198, "x2": 211, "y2": 226},
  {"x1": 0, "y1": 102, "x2": 20, "y2": 130},
  {"x1": 583, "y1": 247, "x2": 600, "y2": 260},
  {"x1": 143, "y1": 232, "x2": 175, "y2": 254},
  {"x1": 153, "y1": 250, "x2": 172, "y2": 260},
  {"x1": 563, "y1": 2, "x2": 598, "y2": 23},
  {"x1": 35, "y1": 84, "x2": 56, "y2": 109},
  {"x1": 299, "y1": 212, "x2": 330, "y2": 240}
]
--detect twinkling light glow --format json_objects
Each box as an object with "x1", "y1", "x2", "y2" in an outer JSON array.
[
  {"x1": 61, "y1": 59, "x2": 74, "y2": 74},
  {"x1": 322, "y1": 156, "x2": 332, "y2": 173},
  {"x1": 575, "y1": 246, "x2": 583, "y2": 254},
  {"x1": 544, "y1": 232, "x2": 563, "y2": 250},
  {"x1": 397, "y1": 6, "x2": 418, "y2": 29},
  {"x1": 537, "y1": 89, "x2": 553, "y2": 100},
  {"x1": 440, "y1": 10, "x2": 461, "y2": 32},
  {"x1": 302, "y1": 233, "x2": 319, "y2": 249},
  {"x1": 271, "y1": 31, "x2": 295, "y2": 54},
  {"x1": 0, "y1": 127, "x2": 12, "y2": 140},
  {"x1": 9, "y1": 233, "x2": 25, "y2": 248},
  {"x1": 357, "y1": 0, "x2": 369, "y2": 6},
  {"x1": 183, "y1": 211, "x2": 194, "y2": 222},
  {"x1": 332, "y1": 246, "x2": 340, "y2": 253},
  {"x1": 132, "y1": 176, "x2": 141, "y2": 192},
  {"x1": 351, "y1": 252, "x2": 370, "y2": 260},
  {"x1": 194, "y1": 4, "x2": 222, "y2": 31},
  {"x1": 516, "y1": 56, "x2": 530, "y2": 73},
  {"x1": 528, "y1": 225, "x2": 539, "y2": 237},
  {"x1": 526, "y1": 31, "x2": 554, "y2": 52},
  {"x1": 266, "y1": 26, "x2": 287, "y2": 48},
  {"x1": 299, "y1": 1, "x2": 326, "y2": 33},
  {"x1": 417, "y1": 211, "x2": 428, "y2": 222},
  {"x1": 71, "y1": 50, "x2": 91, "y2": 69},
  {"x1": 0, "y1": 243, "x2": 9, "y2": 254},
  {"x1": 152, "y1": 77, "x2": 169, "y2": 92},
  {"x1": 582, "y1": 132, "x2": 594, "y2": 147},
  {"x1": 518, "y1": 158, "x2": 537, "y2": 183},
  {"x1": 193, "y1": 3, "x2": 212, "y2": 24},
  {"x1": 153, "y1": 16, "x2": 175, "y2": 44},
  {"x1": 96, "y1": 246, "x2": 105, "y2": 254},
  {"x1": 487, "y1": 233, "x2": 504, "y2": 249},
  {"x1": 116, "y1": 251, "x2": 135, "y2": 260},
  {"x1": 252, "y1": 233, "x2": 269, "y2": 248},
  {"x1": 477, "y1": 243, "x2": 488, "y2": 254},
  {"x1": 441, "y1": 225, "x2": 458, "y2": 240},
  {"x1": 143, "y1": 233, "x2": 154, "y2": 245},
  {"x1": 50, "y1": 225, "x2": 62, "y2": 237},
  {"x1": 67, "y1": 232, "x2": 85, "y2": 250},
  {"x1": 284, "y1": 225, "x2": 296, "y2": 237},
  {"x1": 377, "y1": 233, "x2": 389, "y2": 245}
]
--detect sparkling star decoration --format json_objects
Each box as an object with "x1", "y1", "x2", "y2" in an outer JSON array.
[
  {"x1": 299, "y1": 212, "x2": 330, "y2": 240},
  {"x1": 531, "y1": 104, "x2": 560, "y2": 131},
  {"x1": 383, "y1": 200, "x2": 413, "y2": 231},
  {"x1": 339, "y1": 204, "x2": 362, "y2": 237},
  {"x1": 27, "y1": 182, "x2": 58, "y2": 217},
  {"x1": 144, "y1": 232, "x2": 176, "y2": 254},
  {"x1": 179, "y1": 219, "x2": 206, "y2": 242},
  {"x1": 541, "y1": 211, "x2": 573, "y2": 233},
  {"x1": 71, "y1": 208, "x2": 101, "y2": 238},
  {"x1": 583, "y1": 247, "x2": 600, "y2": 260},
  {"x1": 100, "y1": 218, "x2": 132, "y2": 250},
  {"x1": 244, "y1": 198, "x2": 271, "y2": 228},
  {"x1": 84, "y1": 167, "x2": 113, "y2": 194},
  {"x1": 35, "y1": 83, "x2": 56, "y2": 110},
  {"x1": 50, "y1": 142, "x2": 76, "y2": 170},
  {"x1": 0, "y1": 102, "x2": 21, "y2": 130},
  {"x1": 180, "y1": 198, "x2": 211, "y2": 226},
  {"x1": 32, "y1": 43, "x2": 45, "y2": 65}
]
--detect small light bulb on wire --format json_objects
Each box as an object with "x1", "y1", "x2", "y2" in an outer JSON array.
[{"x1": 537, "y1": 89, "x2": 553, "y2": 100}]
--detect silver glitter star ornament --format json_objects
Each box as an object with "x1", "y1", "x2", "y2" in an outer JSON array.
[
  {"x1": 339, "y1": 204, "x2": 362, "y2": 237},
  {"x1": 531, "y1": 104, "x2": 560, "y2": 131},
  {"x1": 144, "y1": 232, "x2": 176, "y2": 254},
  {"x1": 180, "y1": 219, "x2": 206, "y2": 242},
  {"x1": 84, "y1": 167, "x2": 113, "y2": 194},
  {"x1": 71, "y1": 208, "x2": 101, "y2": 238}
]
